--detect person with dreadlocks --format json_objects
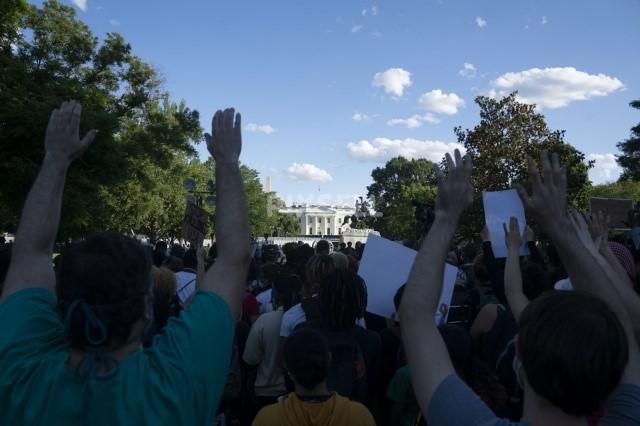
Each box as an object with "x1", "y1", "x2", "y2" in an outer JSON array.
[
  {"x1": 297, "y1": 269, "x2": 381, "y2": 404},
  {"x1": 279, "y1": 254, "x2": 335, "y2": 338},
  {"x1": 0, "y1": 103, "x2": 251, "y2": 425}
]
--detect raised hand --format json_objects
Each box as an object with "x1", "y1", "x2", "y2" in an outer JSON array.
[
  {"x1": 435, "y1": 149, "x2": 473, "y2": 220},
  {"x1": 515, "y1": 151, "x2": 567, "y2": 234},
  {"x1": 568, "y1": 210, "x2": 603, "y2": 258},
  {"x1": 45, "y1": 101, "x2": 97, "y2": 165},
  {"x1": 480, "y1": 225, "x2": 491, "y2": 242},
  {"x1": 205, "y1": 108, "x2": 242, "y2": 164},
  {"x1": 503, "y1": 217, "x2": 522, "y2": 251},
  {"x1": 587, "y1": 210, "x2": 610, "y2": 242}
]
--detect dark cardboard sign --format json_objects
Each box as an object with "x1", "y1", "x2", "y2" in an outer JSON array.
[
  {"x1": 589, "y1": 197, "x2": 634, "y2": 229},
  {"x1": 182, "y1": 203, "x2": 209, "y2": 246}
]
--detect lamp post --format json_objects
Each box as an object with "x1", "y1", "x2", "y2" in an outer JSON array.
[{"x1": 183, "y1": 178, "x2": 216, "y2": 207}]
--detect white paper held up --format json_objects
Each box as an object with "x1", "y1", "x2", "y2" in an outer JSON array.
[
  {"x1": 483, "y1": 189, "x2": 530, "y2": 258},
  {"x1": 359, "y1": 235, "x2": 458, "y2": 324}
]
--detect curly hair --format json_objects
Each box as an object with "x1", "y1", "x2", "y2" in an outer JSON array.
[
  {"x1": 56, "y1": 233, "x2": 152, "y2": 350},
  {"x1": 319, "y1": 269, "x2": 367, "y2": 330}
]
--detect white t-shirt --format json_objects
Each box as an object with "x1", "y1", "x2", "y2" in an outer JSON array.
[
  {"x1": 243, "y1": 308, "x2": 286, "y2": 397},
  {"x1": 279, "y1": 300, "x2": 367, "y2": 338},
  {"x1": 256, "y1": 289, "x2": 274, "y2": 315}
]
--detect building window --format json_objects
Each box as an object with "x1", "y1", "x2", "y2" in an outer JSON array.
[
  {"x1": 327, "y1": 228, "x2": 331, "y2": 234},
  {"x1": 309, "y1": 227, "x2": 313, "y2": 235}
]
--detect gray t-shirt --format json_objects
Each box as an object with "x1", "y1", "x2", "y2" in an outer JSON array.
[{"x1": 428, "y1": 374, "x2": 640, "y2": 425}]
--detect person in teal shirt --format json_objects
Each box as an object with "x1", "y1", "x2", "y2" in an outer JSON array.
[{"x1": 0, "y1": 102, "x2": 251, "y2": 425}]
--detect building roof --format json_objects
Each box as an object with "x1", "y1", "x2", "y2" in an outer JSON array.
[{"x1": 279, "y1": 205, "x2": 356, "y2": 215}]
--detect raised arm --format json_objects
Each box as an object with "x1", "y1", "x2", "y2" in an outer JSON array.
[
  {"x1": 400, "y1": 150, "x2": 474, "y2": 409},
  {"x1": 480, "y1": 226, "x2": 507, "y2": 305},
  {"x1": 201, "y1": 109, "x2": 250, "y2": 319},
  {"x1": 516, "y1": 151, "x2": 640, "y2": 384},
  {"x1": 1, "y1": 101, "x2": 96, "y2": 301},
  {"x1": 503, "y1": 217, "x2": 529, "y2": 322}
]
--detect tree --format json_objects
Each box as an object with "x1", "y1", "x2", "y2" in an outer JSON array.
[
  {"x1": 591, "y1": 180, "x2": 640, "y2": 202},
  {"x1": 616, "y1": 100, "x2": 640, "y2": 181},
  {"x1": 0, "y1": 0, "x2": 202, "y2": 238},
  {"x1": 454, "y1": 93, "x2": 592, "y2": 238},
  {"x1": 274, "y1": 213, "x2": 301, "y2": 236},
  {"x1": 367, "y1": 156, "x2": 439, "y2": 241}
]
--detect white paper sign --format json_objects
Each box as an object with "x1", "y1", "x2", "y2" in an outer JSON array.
[
  {"x1": 359, "y1": 235, "x2": 458, "y2": 324},
  {"x1": 483, "y1": 189, "x2": 529, "y2": 258}
]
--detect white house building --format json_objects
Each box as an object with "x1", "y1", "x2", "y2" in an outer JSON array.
[{"x1": 279, "y1": 205, "x2": 356, "y2": 236}]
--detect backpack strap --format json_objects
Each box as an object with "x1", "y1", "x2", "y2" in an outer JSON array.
[{"x1": 495, "y1": 335, "x2": 517, "y2": 370}]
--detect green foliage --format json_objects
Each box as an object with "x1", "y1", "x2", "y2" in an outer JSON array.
[
  {"x1": 367, "y1": 156, "x2": 439, "y2": 241},
  {"x1": 274, "y1": 213, "x2": 301, "y2": 236},
  {"x1": 454, "y1": 93, "x2": 592, "y2": 238},
  {"x1": 591, "y1": 180, "x2": 640, "y2": 201},
  {"x1": 0, "y1": 0, "x2": 277, "y2": 241},
  {"x1": 616, "y1": 100, "x2": 640, "y2": 181}
]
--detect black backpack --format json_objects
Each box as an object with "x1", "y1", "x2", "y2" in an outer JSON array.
[{"x1": 297, "y1": 300, "x2": 368, "y2": 403}]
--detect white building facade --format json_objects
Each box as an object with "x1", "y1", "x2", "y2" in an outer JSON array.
[{"x1": 279, "y1": 205, "x2": 356, "y2": 236}]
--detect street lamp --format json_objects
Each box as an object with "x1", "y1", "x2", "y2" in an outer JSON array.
[{"x1": 183, "y1": 178, "x2": 216, "y2": 207}]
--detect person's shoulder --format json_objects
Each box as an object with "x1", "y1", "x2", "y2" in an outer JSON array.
[
  {"x1": 253, "y1": 398, "x2": 286, "y2": 426},
  {"x1": 180, "y1": 291, "x2": 234, "y2": 326},
  {"x1": 335, "y1": 394, "x2": 375, "y2": 424},
  {"x1": 600, "y1": 382, "x2": 640, "y2": 425},
  {"x1": 261, "y1": 308, "x2": 283, "y2": 321},
  {"x1": 282, "y1": 302, "x2": 302, "y2": 319},
  {"x1": 0, "y1": 288, "x2": 56, "y2": 309}
]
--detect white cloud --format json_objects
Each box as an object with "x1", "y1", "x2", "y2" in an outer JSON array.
[
  {"x1": 475, "y1": 16, "x2": 487, "y2": 28},
  {"x1": 109, "y1": 19, "x2": 120, "y2": 26},
  {"x1": 587, "y1": 153, "x2": 621, "y2": 183},
  {"x1": 372, "y1": 68, "x2": 412, "y2": 97},
  {"x1": 347, "y1": 138, "x2": 465, "y2": 163},
  {"x1": 458, "y1": 62, "x2": 477, "y2": 78},
  {"x1": 285, "y1": 163, "x2": 333, "y2": 182},
  {"x1": 371, "y1": 30, "x2": 383, "y2": 38},
  {"x1": 541, "y1": 16, "x2": 548, "y2": 25},
  {"x1": 246, "y1": 123, "x2": 277, "y2": 135},
  {"x1": 387, "y1": 116, "x2": 423, "y2": 129},
  {"x1": 488, "y1": 67, "x2": 625, "y2": 109},
  {"x1": 418, "y1": 90, "x2": 465, "y2": 115},
  {"x1": 351, "y1": 25, "x2": 364, "y2": 33},
  {"x1": 363, "y1": 6, "x2": 378, "y2": 16},
  {"x1": 352, "y1": 112, "x2": 371, "y2": 122},
  {"x1": 386, "y1": 113, "x2": 440, "y2": 129},
  {"x1": 72, "y1": 0, "x2": 87, "y2": 11}
]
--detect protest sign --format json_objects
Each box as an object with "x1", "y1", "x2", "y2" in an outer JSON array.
[
  {"x1": 181, "y1": 203, "x2": 209, "y2": 247},
  {"x1": 589, "y1": 197, "x2": 634, "y2": 229},
  {"x1": 483, "y1": 189, "x2": 529, "y2": 258},
  {"x1": 358, "y1": 235, "x2": 458, "y2": 324}
]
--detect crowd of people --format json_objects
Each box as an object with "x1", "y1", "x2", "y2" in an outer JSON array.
[{"x1": 0, "y1": 102, "x2": 639, "y2": 425}]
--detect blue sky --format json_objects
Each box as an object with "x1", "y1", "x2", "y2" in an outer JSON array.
[{"x1": 36, "y1": 0, "x2": 640, "y2": 206}]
